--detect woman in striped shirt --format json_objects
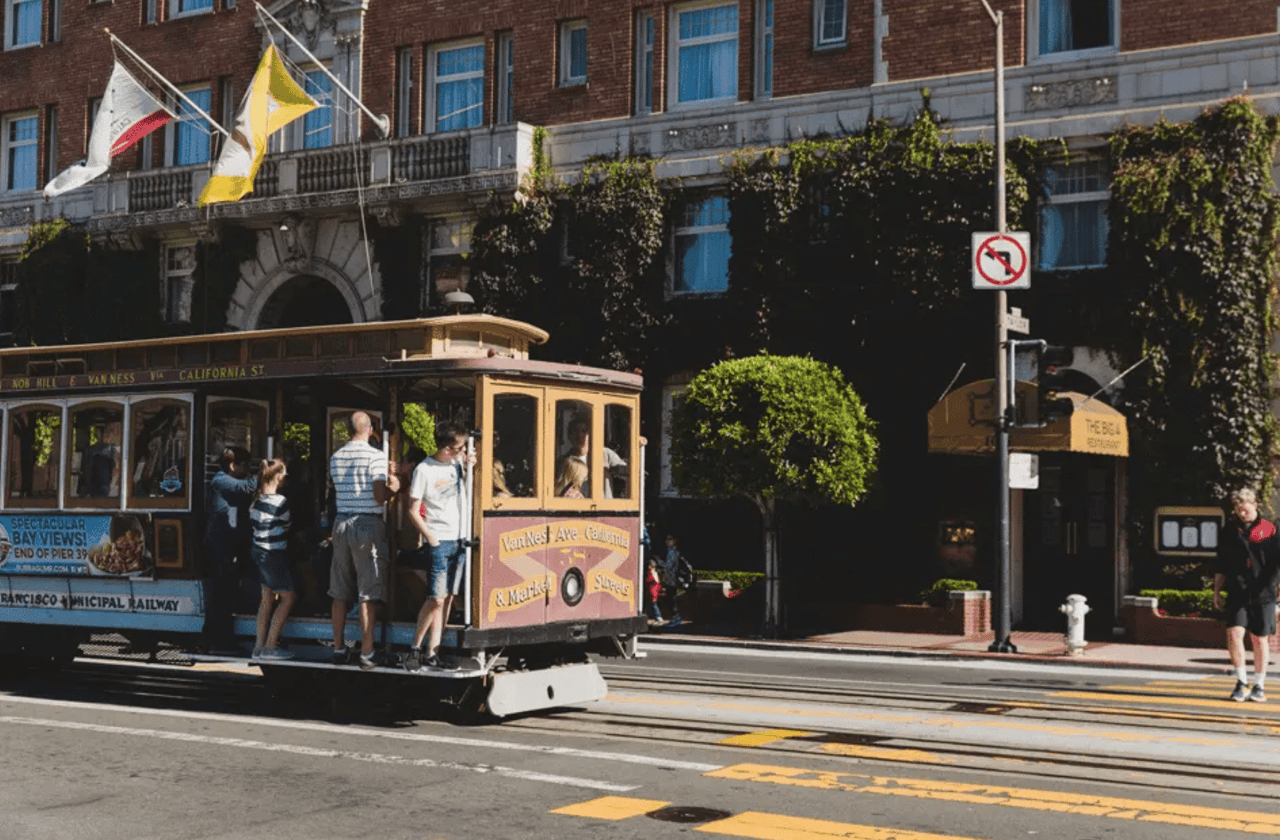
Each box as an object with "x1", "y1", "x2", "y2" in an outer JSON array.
[{"x1": 250, "y1": 458, "x2": 295, "y2": 660}]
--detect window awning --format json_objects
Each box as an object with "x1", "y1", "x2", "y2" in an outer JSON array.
[{"x1": 927, "y1": 379, "x2": 1128, "y2": 458}]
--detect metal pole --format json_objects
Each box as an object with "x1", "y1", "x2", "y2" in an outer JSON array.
[{"x1": 981, "y1": 1, "x2": 1015, "y2": 653}]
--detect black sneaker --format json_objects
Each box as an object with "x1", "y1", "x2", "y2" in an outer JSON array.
[
  {"x1": 358, "y1": 651, "x2": 377, "y2": 671},
  {"x1": 422, "y1": 653, "x2": 443, "y2": 669},
  {"x1": 332, "y1": 645, "x2": 354, "y2": 666},
  {"x1": 1230, "y1": 680, "x2": 1249, "y2": 702},
  {"x1": 403, "y1": 647, "x2": 424, "y2": 672},
  {"x1": 1249, "y1": 683, "x2": 1267, "y2": 703}
]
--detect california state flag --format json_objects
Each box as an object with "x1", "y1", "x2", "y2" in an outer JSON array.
[
  {"x1": 44, "y1": 61, "x2": 173, "y2": 198},
  {"x1": 199, "y1": 45, "x2": 317, "y2": 205}
]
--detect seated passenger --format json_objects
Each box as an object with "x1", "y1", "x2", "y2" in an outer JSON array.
[
  {"x1": 561, "y1": 415, "x2": 624, "y2": 498},
  {"x1": 555, "y1": 457, "x2": 588, "y2": 499}
]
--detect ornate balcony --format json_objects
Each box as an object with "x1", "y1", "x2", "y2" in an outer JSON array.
[{"x1": 2, "y1": 124, "x2": 534, "y2": 236}]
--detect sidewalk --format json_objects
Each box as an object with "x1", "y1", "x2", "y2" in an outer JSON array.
[{"x1": 642, "y1": 624, "x2": 1234, "y2": 675}]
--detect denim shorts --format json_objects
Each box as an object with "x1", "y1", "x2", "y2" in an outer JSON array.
[
  {"x1": 251, "y1": 545, "x2": 294, "y2": 593},
  {"x1": 428, "y1": 540, "x2": 464, "y2": 598}
]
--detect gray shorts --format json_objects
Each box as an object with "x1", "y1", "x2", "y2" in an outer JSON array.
[
  {"x1": 328, "y1": 514, "x2": 389, "y2": 604},
  {"x1": 1225, "y1": 601, "x2": 1278, "y2": 638}
]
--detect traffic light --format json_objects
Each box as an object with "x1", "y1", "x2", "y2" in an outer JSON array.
[{"x1": 1038, "y1": 344, "x2": 1075, "y2": 421}]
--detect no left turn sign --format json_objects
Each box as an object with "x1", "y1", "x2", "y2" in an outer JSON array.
[{"x1": 972, "y1": 232, "x2": 1031, "y2": 289}]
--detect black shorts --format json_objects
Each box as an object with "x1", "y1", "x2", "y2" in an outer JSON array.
[{"x1": 1224, "y1": 601, "x2": 1278, "y2": 637}]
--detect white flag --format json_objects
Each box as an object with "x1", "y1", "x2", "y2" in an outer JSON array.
[{"x1": 44, "y1": 61, "x2": 173, "y2": 199}]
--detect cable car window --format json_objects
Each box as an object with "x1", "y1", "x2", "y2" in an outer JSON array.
[
  {"x1": 492, "y1": 393, "x2": 536, "y2": 498},
  {"x1": 555, "y1": 399, "x2": 593, "y2": 499},
  {"x1": 69, "y1": 401, "x2": 124, "y2": 504},
  {"x1": 6, "y1": 404, "x2": 62, "y2": 507},
  {"x1": 206, "y1": 399, "x2": 269, "y2": 485},
  {"x1": 129, "y1": 398, "x2": 192, "y2": 506},
  {"x1": 604, "y1": 403, "x2": 632, "y2": 499}
]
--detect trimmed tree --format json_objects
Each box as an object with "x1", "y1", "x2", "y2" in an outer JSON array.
[{"x1": 670, "y1": 355, "x2": 878, "y2": 635}]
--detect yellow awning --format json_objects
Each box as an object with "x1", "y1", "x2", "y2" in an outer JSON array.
[{"x1": 928, "y1": 379, "x2": 1128, "y2": 457}]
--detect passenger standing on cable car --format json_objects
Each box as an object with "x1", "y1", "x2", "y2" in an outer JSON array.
[
  {"x1": 201, "y1": 447, "x2": 256, "y2": 652},
  {"x1": 328, "y1": 411, "x2": 400, "y2": 670},
  {"x1": 404, "y1": 422, "x2": 469, "y2": 671}
]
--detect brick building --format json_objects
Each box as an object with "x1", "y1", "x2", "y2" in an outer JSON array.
[{"x1": 1, "y1": 0, "x2": 1275, "y2": 629}]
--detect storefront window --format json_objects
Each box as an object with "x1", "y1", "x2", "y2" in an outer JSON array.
[
  {"x1": 68, "y1": 401, "x2": 124, "y2": 504},
  {"x1": 6, "y1": 404, "x2": 61, "y2": 507},
  {"x1": 129, "y1": 398, "x2": 191, "y2": 506}
]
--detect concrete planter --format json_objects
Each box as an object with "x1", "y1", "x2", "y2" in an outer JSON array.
[{"x1": 1121, "y1": 595, "x2": 1280, "y2": 651}]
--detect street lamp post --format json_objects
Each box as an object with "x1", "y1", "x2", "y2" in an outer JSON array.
[{"x1": 980, "y1": 0, "x2": 1016, "y2": 653}]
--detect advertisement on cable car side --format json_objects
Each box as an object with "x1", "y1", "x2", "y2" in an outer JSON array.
[
  {"x1": 0, "y1": 514, "x2": 152, "y2": 578},
  {"x1": 479, "y1": 516, "x2": 639, "y2": 629}
]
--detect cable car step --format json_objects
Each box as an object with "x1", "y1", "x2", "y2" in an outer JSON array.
[
  {"x1": 485, "y1": 661, "x2": 607, "y2": 717},
  {"x1": 188, "y1": 652, "x2": 482, "y2": 678}
]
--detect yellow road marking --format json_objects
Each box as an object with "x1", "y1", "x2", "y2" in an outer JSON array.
[
  {"x1": 1052, "y1": 690, "x2": 1280, "y2": 714},
  {"x1": 696, "y1": 811, "x2": 987, "y2": 840},
  {"x1": 609, "y1": 693, "x2": 1262, "y2": 745},
  {"x1": 706, "y1": 763, "x2": 1280, "y2": 834},
  {"x1": 721, "y1": 729, "x2": 816, "y2": 747},
  {"x1": 999, "y1": 699, "x2": 1280, "y2": 734},
  {"x1": 1098, "y1": 684, "x2": 1248, "y2": 698},
  {"x1": 819, "y1": 744, "x2": 954, "y2": 764},
  {"x1": 550, "y1": 796, "x2": 669, "y2": 820}
]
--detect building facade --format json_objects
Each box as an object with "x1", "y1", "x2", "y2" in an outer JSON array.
[{"x1": 2, "y1": 0, "x2": 1276, "y2": 628}]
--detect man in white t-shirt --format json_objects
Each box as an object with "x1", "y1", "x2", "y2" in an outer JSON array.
[{"x1": 404, "y1": 421, "x2": 469, "y2": 671}]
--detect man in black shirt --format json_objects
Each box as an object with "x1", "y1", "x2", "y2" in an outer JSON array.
[{"x1": 1214, "y1": 487, "x2": 1280, "y2": 702}]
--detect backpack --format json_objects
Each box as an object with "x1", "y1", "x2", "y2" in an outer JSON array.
[{"x1": 675, "y1": 556, "x2": 695, "y2": 590}]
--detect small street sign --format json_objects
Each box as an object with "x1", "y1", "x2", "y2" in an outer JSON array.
[
  {"x1": 1004, "y1": 307, "x2": 1030, "y2": 334},
  {"x1": 972, "y1": 232, "x2": 1031, "y2": 289},
  {"x1": 1009, "y1": 452, "x2": 1039, "y2": 489}
]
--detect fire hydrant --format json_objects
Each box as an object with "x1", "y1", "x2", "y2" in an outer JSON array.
[{"x1": 1060, "y1": 594, "x2": 1090, "y2": 656}]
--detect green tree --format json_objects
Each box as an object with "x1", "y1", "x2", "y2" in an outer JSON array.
[{"x1": 670, "y1": 355, "x2": 878, "y2": 635}]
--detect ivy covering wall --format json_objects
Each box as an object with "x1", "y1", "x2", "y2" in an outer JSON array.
[{"x1": 1107, "y1": 98, "x2": 1280, "y2": 561}]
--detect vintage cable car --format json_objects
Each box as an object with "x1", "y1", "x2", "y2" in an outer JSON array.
[{"x1": 0, "y1": 315, "x2": 647, "y2": 716}]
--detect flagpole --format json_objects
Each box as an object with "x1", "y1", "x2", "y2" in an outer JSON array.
[
  {"x1": 254, "y1": 2, "x2": 391, "y2": 139},
  {"x1": 104, "y1": 28, "x2": 229, "y2": 137}
]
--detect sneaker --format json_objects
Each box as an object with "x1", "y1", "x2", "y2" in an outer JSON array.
[
  {"x1": 1249, "y1": 684, "x2": 1267, "y2": 703},
  {"x1": 259, "y1": 647, "x2": 295, "y2": 661},
  {"x1": 666, "y1": 616, "x2": 683, "y2": 629},
  {"x1": 422, "y1": 653, "x2": 443, "y2": 669},
  {"x1": 332, "y1": 645, "x2": 355, "y2": 666},
  {"x1": 358, "y1": 651, "x2": 377, "y2": 671},
  {"x1": 251, "y1": 645, "x2": 263, "y2": 660},
  {"x1": 403, "y1": 647, "x2": 424, "y2": 672},
  {"x1": 1230, "y1": 680, "x2": 1249, "y2": 702}
]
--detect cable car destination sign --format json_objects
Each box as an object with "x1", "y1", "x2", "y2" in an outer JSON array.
[{"x1": 972, "y1": 232, "x2": 1031, "y2": 289}]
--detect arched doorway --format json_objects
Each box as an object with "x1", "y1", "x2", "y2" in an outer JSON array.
[{"x1": 255, "y1": 275, "x2": 354, "y2": 329}]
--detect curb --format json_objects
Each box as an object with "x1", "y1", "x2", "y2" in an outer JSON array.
[{"x1": 638, "y1": 632, "x2": 1231, "y2": 676}]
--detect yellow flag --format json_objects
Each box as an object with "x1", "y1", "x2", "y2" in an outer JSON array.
[{"x1": 199, "y1": 45, "x2": 318, "y2": 205}]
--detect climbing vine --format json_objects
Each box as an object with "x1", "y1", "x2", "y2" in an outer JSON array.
[
  {"x1": 470, "y1": 146, "x2": 668, "y2": 371},
  {"x1": 1108, "y1": 97, "x2": 1280, "y2": 539}
]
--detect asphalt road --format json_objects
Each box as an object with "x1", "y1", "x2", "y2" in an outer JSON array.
[{"x1": 1, "y1": 643, "x2": 1276, "y2": 840}]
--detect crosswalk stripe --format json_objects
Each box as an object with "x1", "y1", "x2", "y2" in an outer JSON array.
[
  {"x1": 550, "y1": 796, "x2": 670, "y2": 819},
  {"x1": 721, "y1": 729, "x2": 816, "y2": 747},
  {"x1": 695, "y1": 811, "x2": 988, "y2": 840},
  {"x1": 705, "y1": 763, "x2": 1280, "y2": 833}
]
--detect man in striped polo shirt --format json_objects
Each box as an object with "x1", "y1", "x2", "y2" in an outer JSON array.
[{"x1": 328, "y1": 411, "x2": 400, "y2": 669}]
